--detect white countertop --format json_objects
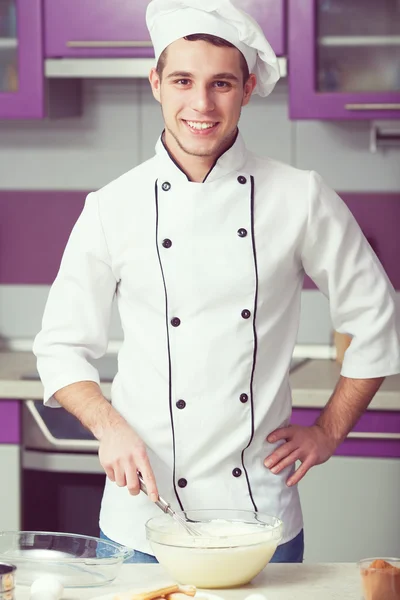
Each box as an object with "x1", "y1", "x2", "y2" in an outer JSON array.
[
  {"x1": 14, "y1": 563, "x2": 362, "y2": 600},
  {"x1": 0, "y1": 351, "x2": 399, "y2": 410}
]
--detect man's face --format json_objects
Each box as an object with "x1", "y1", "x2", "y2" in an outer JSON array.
[{"x1": 150, "y1": 38, "x2": 256, "y2": 160}]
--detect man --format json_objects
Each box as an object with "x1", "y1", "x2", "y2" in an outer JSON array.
[{"x1": 33, "y1": 0, "x2": 400, "y2": 564}]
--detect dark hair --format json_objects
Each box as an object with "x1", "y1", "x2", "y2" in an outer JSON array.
[{"x1": 156, "y1": 33, "x2": 250, "y2": 83}]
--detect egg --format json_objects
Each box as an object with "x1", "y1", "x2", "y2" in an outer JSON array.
[{"x1": 30, "y1": 575, "x2": 64, "y2": 599}]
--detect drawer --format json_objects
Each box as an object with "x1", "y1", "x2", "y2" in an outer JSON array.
[{"x1": 0, "y1": 401, "x2": 20, "y2": 444}]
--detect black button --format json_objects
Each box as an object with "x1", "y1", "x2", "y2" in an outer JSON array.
[
  {"x1": 240, "y1": 393, "x2": 249, "y2": 403},
  {"x1": 237, "y1": 228, "x2": 248, "y2": 238},
  {"x1": 176, "y1": 399, "x2": 186, "y2": 409},
  {"x1": 162, "y1": 239, "x2": 172, "y2": 248},
  {"x1": 241, "y1": 309, "x2": 251, "y2": 319},
  {"x1": 178, "y1": 478, "x2": 187, "y2": 488},
  {"x1": 232, "y1": 468, "x2": 242, "y2": 478},
  {"x1": 171, "y1": 317, "x2": 181, "y2": 327},
  {"x1": 238, "y1": 176, "x2": 247, "y2": 185},
  {"x1": 162, "y1": 182, "x2": 171, "y2": 191}
]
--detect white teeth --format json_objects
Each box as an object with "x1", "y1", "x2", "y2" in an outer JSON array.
[{"x1": 186, "y1": 121, "x2": 216, "y2": 130}]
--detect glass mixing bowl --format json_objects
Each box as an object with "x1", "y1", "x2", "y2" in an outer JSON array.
[
  {"x1": 146, "y1": 509, "x2": 283, "y2": 589},
  {"x1": 0, "y1": 531, "x2": 134, "y2": 588}
]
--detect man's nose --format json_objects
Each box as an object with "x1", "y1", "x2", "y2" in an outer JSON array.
[{"x1": 191, "y1": 86, "x2": 215, "y2": 112}]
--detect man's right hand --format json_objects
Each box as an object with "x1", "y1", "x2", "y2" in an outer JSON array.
[{"x1": 98, "y1": 421, "x2": 159, "y2": 500}]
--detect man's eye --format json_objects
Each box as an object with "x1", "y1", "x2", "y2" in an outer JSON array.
[
  {"x1": 175, "y1": 79, "x2": 190, "y2": 85},
  {"x1": 214, "y1": 81, "x2": 231, "y2": 88}
]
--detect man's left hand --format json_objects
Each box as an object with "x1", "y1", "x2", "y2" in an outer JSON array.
[{"x1": 264, "y1": 424, "x2": 338, "y2": 486}]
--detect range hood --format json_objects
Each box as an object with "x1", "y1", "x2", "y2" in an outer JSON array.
[{"x1": 45, "y1": 57, "x2": 287, "y2": 79}]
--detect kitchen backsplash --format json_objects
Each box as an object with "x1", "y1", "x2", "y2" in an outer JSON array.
[{"x1": 0, "y1": 79, "x2": 399, "y2": 346}]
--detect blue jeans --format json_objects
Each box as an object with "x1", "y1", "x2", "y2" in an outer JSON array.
[
  {"x1": 100, "y1": 528, "x2": 304, "y2": 564},
  {"x1": 100, "y1": 530, "x2": 158, "y2": 563},
  {"x1": 270, "y1": 529, "x2": 304, "y2": 563}
]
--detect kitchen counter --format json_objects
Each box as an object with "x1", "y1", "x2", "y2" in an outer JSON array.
[
  {"x1": 0, "y1": 351, "x2": 399, "y2": 410},
  {"x1": 290, "y1": 358, "x2": 400, "y2": 410},
  {"x1": 14, "y1": 563, "x2": 362, "y2": 599}
]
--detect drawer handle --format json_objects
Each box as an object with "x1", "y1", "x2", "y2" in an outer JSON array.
[
  {"x1": 67, "y1": 40, "x2": 153, "y2": 48},
  {"x1": 347, "y1": 432, "x2": 400, "y2": 440},
  {"x1": 345, "y1": 103, "x2": 400, "y2": 111}
]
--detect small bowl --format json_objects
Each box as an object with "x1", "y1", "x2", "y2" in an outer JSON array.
[
  {"x1": 0, "y1": 562, "x2": 16, "y2": 594},
  {"x1": 0, "y1": 531, "x2": 133, "y2": 588},
  {"x1": 358, "y1": 557, "x2": 400, "y2": 600},
  {"x1": 146, "y1": 509, "x2": 283, "y2": 588}
]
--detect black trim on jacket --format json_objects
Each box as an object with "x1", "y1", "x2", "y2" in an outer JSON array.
[
  {"x1": 241, "y1": 175, "x2": 259, "y2": 512},
  {"x1": 154, "y1": 180, "x2": 184, "y2": 511}
]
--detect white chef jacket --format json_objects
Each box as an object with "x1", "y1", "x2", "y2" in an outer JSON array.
[{"x1": 33, "y1": 132, "x2": 400, "y2": 554}]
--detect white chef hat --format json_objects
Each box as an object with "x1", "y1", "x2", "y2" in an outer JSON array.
[{"x1": 146, "y1": 0, "x2": 280, "y2": 97}]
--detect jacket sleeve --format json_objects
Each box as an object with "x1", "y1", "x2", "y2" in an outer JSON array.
[
  {"x1": 301, "y1": 171, "x2": 400, "y2": 378},
  {"x1": 33, "y1": 192, "x2": 118, "y2": 406}
]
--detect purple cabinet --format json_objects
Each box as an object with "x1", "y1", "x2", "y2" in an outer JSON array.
[
  {"x1": 44, "y1": 0, "x2": 286, "y2": 58},
  {"x1": 0, "y1": 401, "x2": 20, "y2": 444},
  {"x1": 291, "y1": 408, "x2": 400, "y2": 459},
  {"x1": 289, "y1": 0, "x2": 400, "y2": 120},
  {"x1": 0, "y1": 0, "x2": 81, "y2": 119},
  {"x1": 0, "y1": 0, "x2": 44, "y2": 118}
]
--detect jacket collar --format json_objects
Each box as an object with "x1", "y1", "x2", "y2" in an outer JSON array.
[{"x1": 155, "y1": 129, "x2": 249, "y2": 184}]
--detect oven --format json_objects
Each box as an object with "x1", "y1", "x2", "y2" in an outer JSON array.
[
  {"x1": 21, "y1": 355, "x2": 118, "y2": 537},
  {"x1": 22, "y1": 400, "x2": 105, "y2": 537}
]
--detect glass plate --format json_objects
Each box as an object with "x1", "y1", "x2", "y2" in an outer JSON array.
[{"x1": 0, "y1": 531, "x2": 133, "y2": 588}]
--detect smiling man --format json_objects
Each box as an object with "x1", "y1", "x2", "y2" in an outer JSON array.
[{"x1": 34, "y1": 0, "x2": 400, "y2": 564}]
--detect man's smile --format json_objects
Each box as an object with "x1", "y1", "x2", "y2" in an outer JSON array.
[{"x1": 182, "y1": 119, "x2": 220, "y2": 135}]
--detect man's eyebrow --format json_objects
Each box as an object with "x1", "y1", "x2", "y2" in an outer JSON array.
[
  {"x1": 166, "y1": 71, "x2": 194, "y2": 79},
  {"x1": 212, "y1": 72, "x2": 240, "y2": 82},
  {"x1": 165, "y1": 71, "x2": 240, "y2": 82}
]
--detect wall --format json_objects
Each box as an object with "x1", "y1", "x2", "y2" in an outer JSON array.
[{"x1": 0, "y1": 79, "x2": 399, "y2": 349}]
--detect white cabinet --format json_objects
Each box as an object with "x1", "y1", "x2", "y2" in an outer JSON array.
[
  {"x1": 0, "y1": 445, "x2": 21, "y2": 531},
  {"x1": 299, "y1": 456, "x2": 400, "y2": 562}
]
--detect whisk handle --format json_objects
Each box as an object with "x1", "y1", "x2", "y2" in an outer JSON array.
[{"x1": 137, "y1": 472, "x2": 174, "y2": 516}]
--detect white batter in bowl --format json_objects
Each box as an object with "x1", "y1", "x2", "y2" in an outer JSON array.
[{"x1": 145, "y1": 509, "x2": 283, "y2": 588}]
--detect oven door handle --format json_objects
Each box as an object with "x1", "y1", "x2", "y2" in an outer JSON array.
[{"x1": 24, "y1": 400, "x2": 100, "y2": 450}]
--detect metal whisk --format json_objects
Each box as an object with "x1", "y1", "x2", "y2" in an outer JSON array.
[{"x1": 138, "y1": 473, "x2": 202, "y2": 536}]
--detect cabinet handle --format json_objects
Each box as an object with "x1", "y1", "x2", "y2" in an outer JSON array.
[
  {"x1": 67, "y1": 40, "x2": 153, "y2": 48},
  {"x1": 345, "y1": 103, "x2": 400, "y2": 111},
  {"x1": 347, "y1": 432, "x2": 400, "y2": 440}
]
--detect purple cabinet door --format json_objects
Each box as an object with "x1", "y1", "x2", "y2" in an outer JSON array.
[
  {"x1": 44, "y1": 0, "x2": 153, "y2": 58},
  {"x1": 44, "y1": 0, "x2": 286, "y2": 58},
  {"x1": 289, "y1": 0, "x2": 400, "y2": 120},
  {"x1": 0, "y1": 0, "x2": 44, "y2": 118},
  {"x1": 0, "y1": 401, "x2": 20, "y2": 444},
  {"x1": 291, "y1": 408, "x2": 400, "y2": 459}
]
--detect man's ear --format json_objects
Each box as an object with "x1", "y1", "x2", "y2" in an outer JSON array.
[
  {"x1": 242, "y1": 73, "x2": 257, "y2": 107},
  {"x1": 149, "y1": 68, "x2": 162, "y2": 103}
]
